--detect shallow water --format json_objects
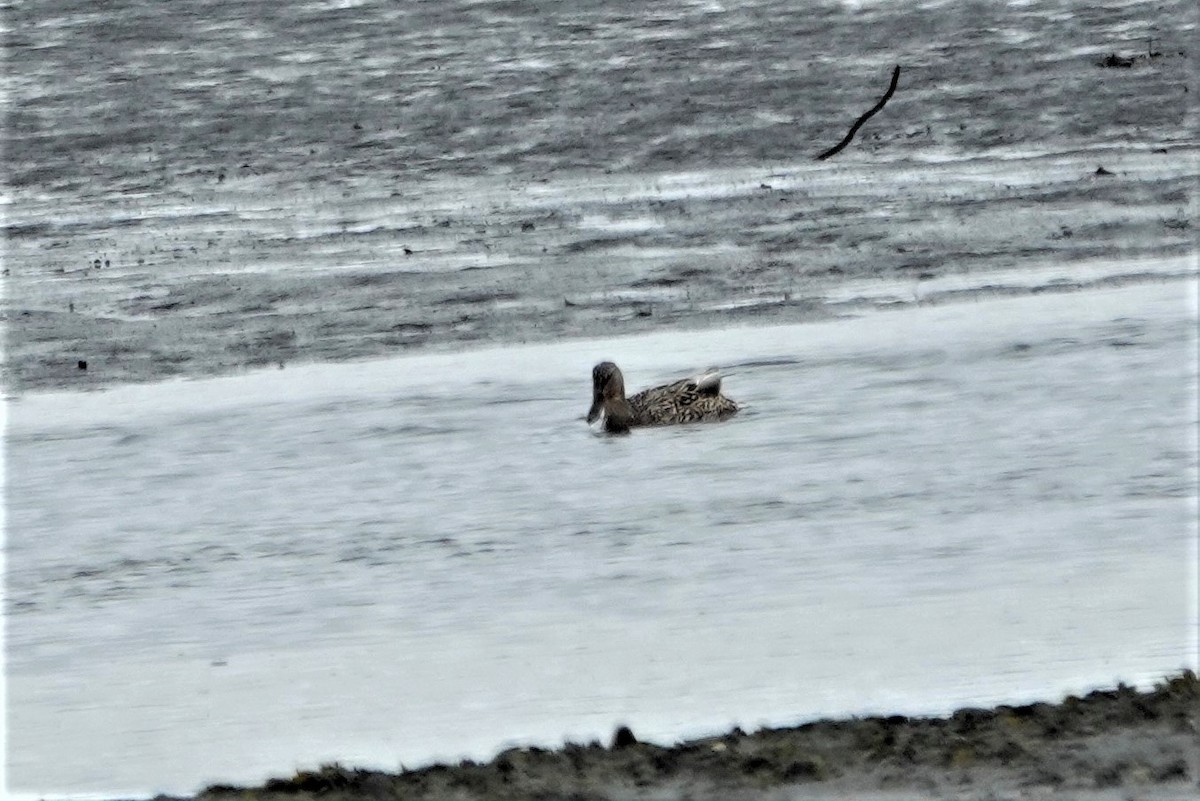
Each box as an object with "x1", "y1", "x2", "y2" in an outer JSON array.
[{"x1": 5, "y1": 280, "x2": 1197, "y2": 797}]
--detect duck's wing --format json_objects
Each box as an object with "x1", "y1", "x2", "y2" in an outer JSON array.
[
  {"x1": 624, "y1": 370, "x2": 729, "y2": 425},
  {"x1": 630, "y1": 370, "x2": 723, "y2": 402},
  {"x1": 627, "y1": 378, "x2": 686, "y2": 423}
]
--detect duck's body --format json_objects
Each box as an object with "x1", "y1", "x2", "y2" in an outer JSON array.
[{"x1": 587, "y1": 361, "x2": 738, "y2": 434}]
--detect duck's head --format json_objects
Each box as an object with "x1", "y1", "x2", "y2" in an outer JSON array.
[{"x1": 587, "y1": 361, "x2": 635, "y2": 433}]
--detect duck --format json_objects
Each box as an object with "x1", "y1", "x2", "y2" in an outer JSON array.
[{"x1": 586, "y1": 361, "x2": 739, "y2": 434}]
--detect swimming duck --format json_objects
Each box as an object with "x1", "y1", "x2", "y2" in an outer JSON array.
[{"x1": 587, "y1": 361, "x2": 739, "y2": 434}]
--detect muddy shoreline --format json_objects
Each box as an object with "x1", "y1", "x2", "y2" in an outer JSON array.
[
  {"x1": 4, "y1": 0, "x2": 1196, "y2": 394},
  {"x1": 174, "y1": 673, "x2": 1200, "y2": 801}
]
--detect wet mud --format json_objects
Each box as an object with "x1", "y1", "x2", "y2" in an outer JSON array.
[
  {"x1": 4, "y1": 0, "x2": 1197, "y2": 393},
  {"x1": 186, "y1": 672, "x2": 1199, "y2": 801}
]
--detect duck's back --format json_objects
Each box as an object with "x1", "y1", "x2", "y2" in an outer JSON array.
[{"x1": 628, "y1": 372, "x2": 737, "y2": 426}]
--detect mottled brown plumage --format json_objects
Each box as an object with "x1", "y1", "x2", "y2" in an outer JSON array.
[{"x1": 586, "y1": 361, "x2": 738, "y2": 434}]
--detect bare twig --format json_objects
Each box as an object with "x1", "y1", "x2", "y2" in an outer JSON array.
[{"x1": 815, "y1": 65, "x2": 901, "y2": 161}]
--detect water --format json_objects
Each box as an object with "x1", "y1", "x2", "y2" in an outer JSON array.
[{"x1": 4, "y1": 279, "x2": 1197, "y2": 797}]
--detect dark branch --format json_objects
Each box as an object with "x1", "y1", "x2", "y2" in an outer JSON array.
[{"x1": 815, "y1": 65, "x2": 901, "y2": 161}]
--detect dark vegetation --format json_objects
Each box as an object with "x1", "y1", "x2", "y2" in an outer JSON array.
[{"x1": 181, "y1": 672, "x2": 1199, "y2": 801}]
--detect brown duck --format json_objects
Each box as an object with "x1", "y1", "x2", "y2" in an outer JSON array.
[{"x1": 586, "y1": 361, "x2": 739, "y2": 434}]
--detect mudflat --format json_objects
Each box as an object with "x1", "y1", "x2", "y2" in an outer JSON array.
[
  {"x1": 188, "y1": 673, "x2": 1199, "y2": 801},
  {"x1": 4, "y1": 0, "x2": 1196, "y2": 393}
]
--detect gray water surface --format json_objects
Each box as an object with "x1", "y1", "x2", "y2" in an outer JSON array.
[{"x1": 5, "y1": 281, "x2": 1198, "y2": 796}]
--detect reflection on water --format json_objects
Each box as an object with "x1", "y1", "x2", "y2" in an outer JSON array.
[{"x1": 5, "y1": 281, "x2": 1198, "y2": 796}]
